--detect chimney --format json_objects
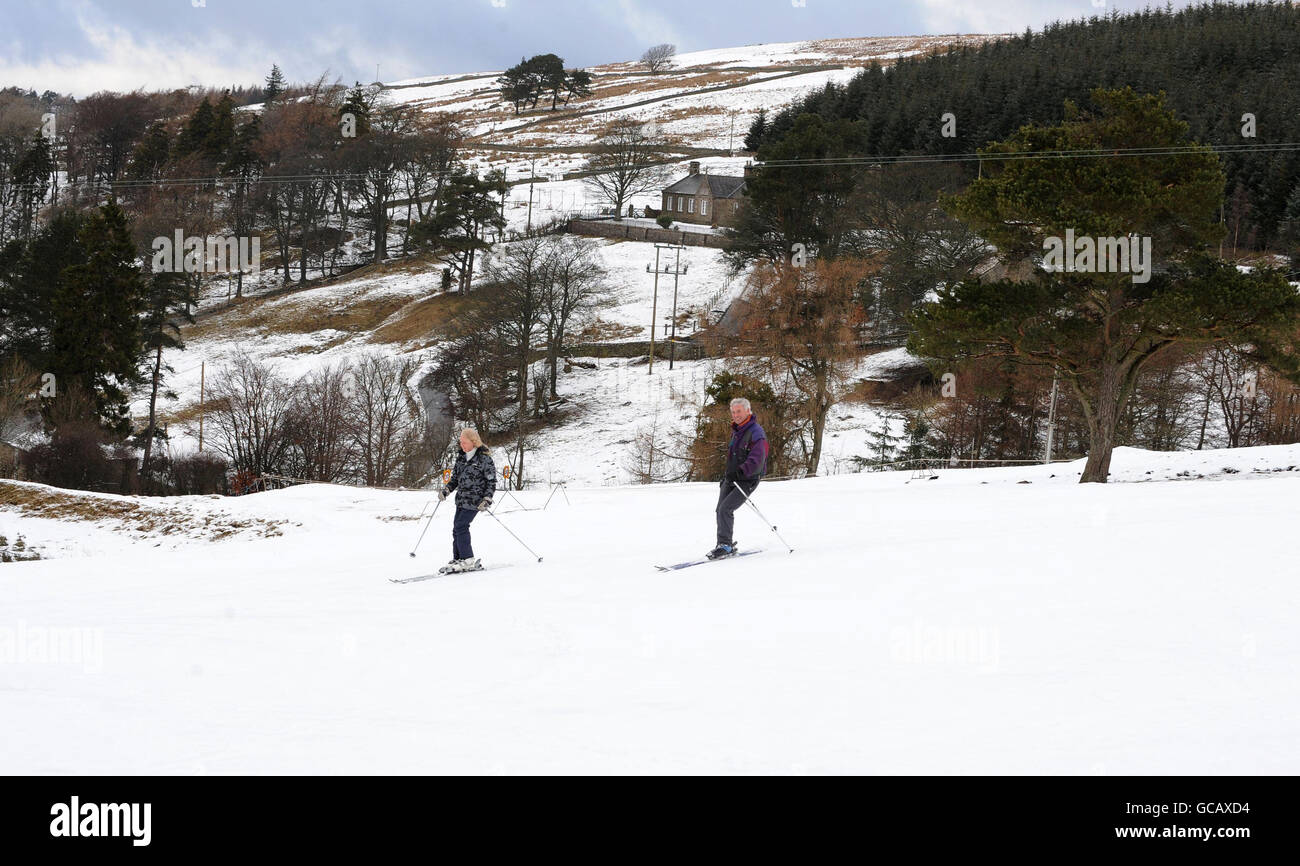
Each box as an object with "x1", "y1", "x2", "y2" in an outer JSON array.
[
  {"x1": 743, "y1": 161, "x2": 753, "y2": 179},
  {"x1": 688, "y1": 161, "x2": 700, "y2": 175}
]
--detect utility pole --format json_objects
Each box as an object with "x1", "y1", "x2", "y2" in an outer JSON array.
[
  {"x1": 198, "y1": 361, "x2": 206, "y2": 452},
  {"x1": 647, "y1": 247, "x2": 662, "y2": 375},
  {"x1": 526, "y1": 157, "x2": 537, "y2": 233},
  {"x1": 667, "y1": 244, "x2": 687, "y2": 369},
  {"x1": 1044, "y1": 367, "x2": 1059, "y2": 464},
  {"x1": 646, "y1": 242, "x2": 687, "y2": 374}
]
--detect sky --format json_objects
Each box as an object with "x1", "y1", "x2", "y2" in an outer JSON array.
[{"x1": 1, "y1": 0, "x2": 1211, "y2": 97}]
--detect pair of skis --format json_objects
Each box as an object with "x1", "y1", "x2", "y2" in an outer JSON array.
[
  {"x1": 654, "y1": 549, "x2": 764, "y2": 572},
  {"x1": 390, "y1": 563, "x2": 502, "y2": 584}
]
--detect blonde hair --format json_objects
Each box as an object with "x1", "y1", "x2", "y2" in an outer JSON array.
[{"x1": 461, "y1": 427, "x2": 486, "y2": 450}]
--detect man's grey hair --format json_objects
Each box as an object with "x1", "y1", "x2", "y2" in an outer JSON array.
[{"x1": 729, "y1": 397, "x2": 751, "y2": 412}]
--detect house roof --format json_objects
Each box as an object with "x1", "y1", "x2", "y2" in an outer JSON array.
[{"x1": 663, "y1": 173, "x2": 746, "y2": 199}]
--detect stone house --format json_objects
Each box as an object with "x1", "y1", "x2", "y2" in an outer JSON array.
[{"x1": 659, "y1": 161, "x2": 749, "y2": 228}]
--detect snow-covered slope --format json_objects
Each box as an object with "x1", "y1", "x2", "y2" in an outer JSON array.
[{"x1": 4, "y1": 444, "x2": 1298, "y2": 773}]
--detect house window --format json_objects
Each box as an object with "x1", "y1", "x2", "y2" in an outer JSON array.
[
  {"x1": 688, "y1": 197, "x2": 695, "y2": 213},
  {"x1": 701, "y1": 199, "x2": 709, "y2": 217}
]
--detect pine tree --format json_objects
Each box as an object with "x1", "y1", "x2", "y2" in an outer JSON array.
[
  {"x1": 743, "y1": 108, "x2": 767, "y2": 152},
  {"x1": 204, "y1": 93, "x2": 237, "y2": 162},
  {"x1": 337, "y1": 87, "x2": 371, "y2": 137},
  {"x1": 264, "y1": 64, "x2": 286, "y2": 101},
  {"x1": 128, "y1": 121, "x2": 171, "y2": 180},
  {"x1": 175, "y1": 98, "x2": 215, "y2": 158},
  {"x1": 909, "y1": 89, "x2": 1300, "y2": 483},
  {"x1": 50, "y1": 203, "x2": 147, "y2": 433},
  {"x1": 138, "y1": 269, "x2": 194, "y2": 479},
  {"x1": 411, "y1": 170, "x2": 507, "y2": 293},
  {"x1": 866, "y1": 413, "x2": 902, "y2": 469}
]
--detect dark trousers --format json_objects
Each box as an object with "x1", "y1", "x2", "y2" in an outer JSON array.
[
  {"x1": 452, "y1": 507, "x2": 478, "y2": 560},
  {"x1": 716, "y1": 479, "x2": 757, "y2": 546}
]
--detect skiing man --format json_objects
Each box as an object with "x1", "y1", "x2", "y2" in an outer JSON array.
[
  {"x1": 438, "y1": 427, "x2": 496, "y2": 573},
  {"x1": 709, "y1": 397, "x2": 769, "y2": 559}
]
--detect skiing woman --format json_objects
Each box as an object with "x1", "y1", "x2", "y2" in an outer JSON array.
[{"x1": 438, "y1": 427, "x2": 496, "y2": 573}]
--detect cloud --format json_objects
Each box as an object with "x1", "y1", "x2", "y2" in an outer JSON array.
[
  {"x1": 598, "y1": 0, "x2": 684, "y2": 52},
  {"x1": 0, "y1": 5, "x2": 274, "y2": 95}
]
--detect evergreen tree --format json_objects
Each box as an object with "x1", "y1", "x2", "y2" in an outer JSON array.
[
  {"x1": 563, "y1": 69, "x2": 593, "y2": 106},
  {"x1": 754, "y1": 2, "x2": 1300, "y2": 250},
  {"x1": 726, "y1": 114, "x2": 866, "y2": 268},
  {"x1": 8, "y1": 134, "x2": 55, "y2": 239},
  {"x1": 338, "y1": 86, "x2": 371, "y2": 137},
  {"x1": 866, "y1": 413, "x2": 902, "y2": 469},
  {"x1": 411, "y1": 170, "x2": 507, "y2": 293},
  {"x1": 909, "y1": 89, "x2": 1300, "y2": 483},
  {"x1": 0, "y1": 210, "x2": 83, "y2": 367},
  {"x1": 264, "y1": 64, "x2": 286, "y2": 101},
  {"x1": 204, "y1": 92, "x2": 237, "y2": 161},
  {"x1": 138, "y1": 269, "x2": 195, "y2": 478},
  {"x1": 43, "y1": 204, "x2": 147, "y2": 433},
  {"x1": 1279, "y1": 184, "x2": 1300, "y2": 271},
  {"x1": 175, "y1": 98, "x2": 215, "y2": 158},
  {"x1": 128, "y1": 121, "x2": 171, "y2": 180},
  {"x1": 743, "y1": 108, "x2": 767, "y2": 153}
]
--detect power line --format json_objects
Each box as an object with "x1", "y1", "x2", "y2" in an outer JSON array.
[
  {"x1": 7, "y1": 140, "x2": 1296, "y2": 194},
  {"x1": 750, "y1": 141, "x2": 1300, "y2": 169}
]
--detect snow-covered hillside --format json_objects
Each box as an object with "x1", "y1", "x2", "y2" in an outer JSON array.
[
  {"x1": 143, "y1": 37, "x2": 1023, "y2": 484},
  {"x1": 3, "y1": 444, "x2": 1299, "y2": 773}
]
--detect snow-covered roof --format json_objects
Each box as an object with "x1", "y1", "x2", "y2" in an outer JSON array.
[{"x1": 663, "y1": 173, "x2": 746, "y2": 198}]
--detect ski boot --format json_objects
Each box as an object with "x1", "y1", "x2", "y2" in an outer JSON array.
[{"x1": 705, "y1": 542, "x2": 738, "y2": 560}]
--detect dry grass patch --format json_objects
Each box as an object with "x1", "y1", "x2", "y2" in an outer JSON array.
[
  {"x1": 371, "y1": 291, "x2": 476, "y2": 344},
  {"x1": 185, "y1": 291, "x2": 420, "y2": 341},
  {"x1": 0, "y1": 480, "x2": 291, "y2": 541},
  {"x1": 576, "y1": 318, "x2": 644, "y2": 342}
]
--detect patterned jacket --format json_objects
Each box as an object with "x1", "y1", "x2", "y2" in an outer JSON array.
[{"x1": 445, "y1": 446, "x2": 497, "y2": 509}]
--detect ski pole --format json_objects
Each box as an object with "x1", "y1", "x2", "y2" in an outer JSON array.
[
  {"x1": 408, "y1": 496, "x2": 446, "y2": 557},
  {"x1": 541, "y1": 481, "x2": 570, "y2": 509},
  {"x1": 484, "y1": 509, "x2": 543, "y2": 562},
  {"x1": 733, "y1": 481, "x2": 794, "y2": 553}
]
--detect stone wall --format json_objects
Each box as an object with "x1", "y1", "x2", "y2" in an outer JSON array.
[{"x1": 567, "y1": 219, "x2": 730, "y2": 249}]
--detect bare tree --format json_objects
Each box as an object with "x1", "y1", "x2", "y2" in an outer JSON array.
[
  {"x1": 541, "y1": 235, "x2": 609, "y2": 397},
  {"x1": 1190, "y1": 345, "x2": 1266, "y2": 448},
  {"x1": 431, "y1": 325, "x2": 514, "y2": 434},
  {"x1": 482, "y1": 236, "x2": 551, "y2": 425},
  {"x1": 401, "y1": 113, "x2": 461, "y2": 250},
  {"x1": 204, "y1": 353, "x2": 299, "y2": 475},
  {"x1": 582, "y1": 118, "x2": 671, "y2": 220},
  {"x1": 641, "y1": 44, "x2": 677, "y2": 74},
  {"x1": 348, "y1": 353, "x2": 423, "y2": 487},
  {"x1": 730, "y1": 258, "x2": 872, "y2": 475},
  {"x1": 295, "y1": 363, "x2": 356, "y2": 482}
]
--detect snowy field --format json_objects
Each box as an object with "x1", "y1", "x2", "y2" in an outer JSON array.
[{"x1": 3, "y1": 443, "x2": 1298, "y2": 774}]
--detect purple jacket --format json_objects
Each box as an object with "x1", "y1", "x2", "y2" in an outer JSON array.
[{"x1": 726, "y1": 415, "x2": 769, "y2": 482}]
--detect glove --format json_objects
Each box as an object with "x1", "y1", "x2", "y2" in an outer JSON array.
[
  {"x1": 724, "y1": 470, "x2": 740, "y2": 484},
  {"x1": 438, "y1": 487, "x2": 449, "y2": 501},
  {"x1": 477, "y1": 497, "x2": 492, "y2": 512}
]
